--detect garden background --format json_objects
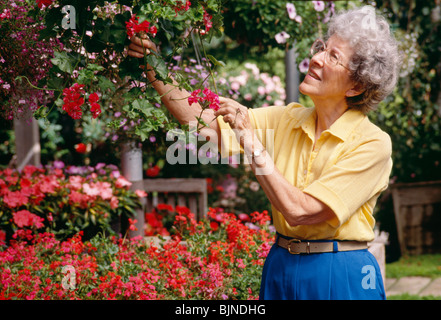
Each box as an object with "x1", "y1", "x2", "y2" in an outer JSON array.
[{"x1": 0, "y1": 0, "x2": 440, "y2": 300}]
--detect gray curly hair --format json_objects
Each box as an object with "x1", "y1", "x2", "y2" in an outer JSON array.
[{"x1": 327, "y1": 6, "x2": 402, "y2": 114}]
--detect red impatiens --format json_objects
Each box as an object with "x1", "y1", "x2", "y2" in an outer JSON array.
[{"x1": 125, "y1": 15, "x2": 158, "y2": 38}]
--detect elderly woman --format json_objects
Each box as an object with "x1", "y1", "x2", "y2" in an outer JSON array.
[{"x1": 128, "y1": 6, "x2": 400, "y2": 300}]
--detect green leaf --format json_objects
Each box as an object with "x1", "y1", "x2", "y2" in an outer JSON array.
[
  {"x1": 51, "y1": 51, "x2": 78, "y2": 74},
  {"x1": 145, "y1": 54, "x2": 168, "y2": 80},
  {"x1": 207, "y1": 54, "x2": 225, "y2": 67}
]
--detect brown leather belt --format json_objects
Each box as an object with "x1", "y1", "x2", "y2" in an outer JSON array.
[{"x1": 277, "y1": 236, "x2": 368, "y2": 254}]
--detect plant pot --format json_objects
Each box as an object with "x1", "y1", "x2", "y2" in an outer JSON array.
[
  {"x1": 120, "y1": 140, "x2": 145, "y2": 238},
  {"x1": 391, "y1": 180, "x2": 441, "y2": 255}
]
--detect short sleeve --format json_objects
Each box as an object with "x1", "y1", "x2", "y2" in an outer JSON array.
[{"x1": 303, "y1": 132, "x2": 393, "y2": 227}]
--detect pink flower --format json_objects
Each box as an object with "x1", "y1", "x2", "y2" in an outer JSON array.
[
  {"x1": 188, "y1": 89, "x2": 201, "y2": 105},
  {"x1": 3, "y1": 190, "x2": 28, "y2": 208},
  {"x1": 115, "y1": 176, "x2": 132, "y2": 188},
  {"x1": 13, "y1": 210, "x2": 44, "y2": 228},
  {"x1": 299, "y1": 58, "x2": 310, "y2": 73},
  {"x1": 135, "y1": 190, "x2": 147, "y2": 198},
  {"x1": 110, "y1": 196, "x2": 119, "y2": 209}
]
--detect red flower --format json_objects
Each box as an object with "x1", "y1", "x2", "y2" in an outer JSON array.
[
  {"x1": 126, "y1": 15, "x2": 158, "y2": 38},
  {"x1": 209, "y1": 221, "x2": 219, "y2": 231},
  {"x1": 88, "y1": 92, "x2": 99, "y2": 103},
  {"x1": 172, "y1": 1, "x2": 191, "y2": 16},
  {"x1": 146, "y1": 165, "x2": 160, "y2": 177},
  {"x1": 187, "y1": 88, "x2": 219, "y2": 111},
  {"x1": 128, "y1": 218, "x2": 138, "y2": 231},
  {"x1": 75, "y1": 143, "x2": 87, "y2": 154},
  {"x1": 62, "y1": 83, "x2": 85, "y2": 120},
  {"x1": 36, "y1": 0, "x2": 53, "y2": 9},
  {"x1": 200, "y1": 10, "x2": 213, "y2": 35},
  {"x1": 0, "y1": 230, "x2": 6, "y2": 246},
  {"x1": 89, "y1": 102, "x2": 101, "y2": 119}
]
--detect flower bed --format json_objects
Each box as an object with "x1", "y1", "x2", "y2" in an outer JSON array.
[
  {"x1": 0, "y1": 206, "x2": 274, "y2": 300},
  {"x1": 0, "y1": 163, "x2": 144, "y2": 243}
]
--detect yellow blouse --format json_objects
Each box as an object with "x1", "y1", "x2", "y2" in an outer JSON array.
[{"x1": 217, "y1": 103, "x2": 392, "y2": 242}]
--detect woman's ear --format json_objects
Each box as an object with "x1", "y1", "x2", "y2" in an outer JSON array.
[{"x1": 346, "y1": 83, "x2": 365, "y2": 97}]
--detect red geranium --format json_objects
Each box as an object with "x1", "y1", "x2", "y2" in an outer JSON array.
[
  {"x1": 62, "y1": 83, "x2": 85, "y2": 120},
  {"x1": 126, "y1": 15, "x2": 158, "y2": 38},
  {"x1": 188, "y1": 88, "x2": 220, "y2": 111},
  {"x1": 75, "y1": 143, "x2": 87, "y2": 154},
  {"x1": 146, "y1": 165, "x2": 160, "y2": 177},
  {"x1": 36, "y1": 0, "x2": 53, "y2": 9}
]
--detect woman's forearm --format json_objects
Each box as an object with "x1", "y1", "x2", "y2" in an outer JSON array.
[{"x1": 246, "y1": 135, "x2": 335, "y2": 226}]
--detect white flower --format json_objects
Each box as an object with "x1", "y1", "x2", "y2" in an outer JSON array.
[
  {"x1": 299, "y1": 58, "x2": 310, "y2": 73},
  {"x1": 286, "y1": 3, "x2": 302, "y2": 23},
  {"x1": 275, "y1": 31, "x2": 290, "y2": 44},
  {"x1": 312, "y1": 1, "x2": 325, "y2": 12},
  {"x1": 286, "y1": 3, "x2": 297, "y2": 20}
]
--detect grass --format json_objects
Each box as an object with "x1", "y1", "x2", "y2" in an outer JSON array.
[
  {"x1": 386, "y1": 254, "x2": 441, "y2": 300},
  {"x1": 386, "y1": 254, "x2": 441, "y2": 279}
]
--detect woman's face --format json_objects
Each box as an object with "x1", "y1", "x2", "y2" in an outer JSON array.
[{"x1": 299, "y1": 35, "x2": 357, "y2": 106}]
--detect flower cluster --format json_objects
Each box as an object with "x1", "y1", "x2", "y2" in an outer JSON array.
[
  {"x1": 218, "y1": 62, "x2": 286, "y2": 108},
  {"x1": 125, "y1": 15, "x2": 158, "y2": 39},
  {"x1": 170, "y1": 0, "x2": 191, "y2": 16},
  {"x1": 62, "y1": 84, "x2": 101, "y2": 120},
  {"x1": 188, "y1": 88, "x2": 220, "y2": 111},
  {"x1": 0, "y1": 163, "x2": 144, "y2": 242},
  {"x1": 0, "y1": 0, "x2": 60, "y2": 119},
  {"x1": 0, "y1": 205, "x2": 274, "y2": 300}
]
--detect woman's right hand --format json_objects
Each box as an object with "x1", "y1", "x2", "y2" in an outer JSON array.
[{"x1": 127, "y1": 35, "x2": 157, "y2": 59}]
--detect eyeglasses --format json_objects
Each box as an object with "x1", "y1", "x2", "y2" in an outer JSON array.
[{"x1": 310, "y1": 39, "x2": 350, "y2": 71}]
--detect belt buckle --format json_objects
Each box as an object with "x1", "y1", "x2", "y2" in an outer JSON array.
[
  {"x1": 287, "y1": 239, "x2": 310, "y2": 254},
  {"x1": 287, "y1": 238, "x2": 301, "y2": 254}
]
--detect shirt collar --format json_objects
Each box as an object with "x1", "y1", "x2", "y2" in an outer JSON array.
[{"x1": 289, "y1": 104, "x2": 366, "y2": 142}]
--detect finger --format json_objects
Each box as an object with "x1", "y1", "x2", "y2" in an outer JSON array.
[
  {"x1": 130, "y1": 35, "x2": 156, "y2": 52},
  {"x1": 128, "y1": 43, "x2": 150, "y2": 55},
  {"x1": 214, "y1": 105, "x2": 236, "y2": 117},
  {"x1": 127, "y1": 49, "x2": 145, "y2": 59}
]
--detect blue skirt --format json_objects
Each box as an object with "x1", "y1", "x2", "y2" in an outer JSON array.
[{"x1": 259, "y1": 236, "x2": 386, "y2": 300}]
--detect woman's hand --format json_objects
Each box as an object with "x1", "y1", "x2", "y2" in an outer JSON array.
[
  {"x1": 215, "y1": 97, "x2": 250, "y2": 130},
  {"x1": 127, "y1": 35, "x2": 157, "y2": 59},
  {"x1": 214, "y1": 97, "x2": 253, "y2": 148}
]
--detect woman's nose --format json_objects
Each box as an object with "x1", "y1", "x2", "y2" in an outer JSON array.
[{"x1": 310, "y1": 51, "x2": 326, "y2": 68}]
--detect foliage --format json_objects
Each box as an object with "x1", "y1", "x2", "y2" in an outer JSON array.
[
  {"x1": 0, "y1": 206, "x2": 275, "y2": 300},
  {"x1": 0, "y1": 163, "x2": 144, "y2": 242},
  {"x1": 368, "y1": 0, "x2": 441, "y2": 183},
  {"x1": 11, "y1": 0, "x2": 224, "y2": 142},
  {"x1": 221, "y1": 0, "x2": 334, "y2": 63}
]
